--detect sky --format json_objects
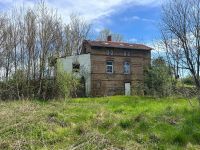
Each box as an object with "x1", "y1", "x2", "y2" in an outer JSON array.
[{"x1": 0, "y1": 0, "x2": 163, "y2": 45}]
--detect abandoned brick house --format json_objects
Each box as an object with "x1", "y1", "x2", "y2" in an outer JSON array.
[{"x1": 58, "y1": 36, "x2": 152, "y2": 96}]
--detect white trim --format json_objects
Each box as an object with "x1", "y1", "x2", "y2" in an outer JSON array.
[{"x1": 106, "y1": 61, "x2": 113, "y2": 73}]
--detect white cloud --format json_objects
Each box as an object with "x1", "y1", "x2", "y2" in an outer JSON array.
[
  {"x1": 0, "y1": 0, "x2": 161, "y2": 37},
  {"x1": 145, "y1": 40, "x2": 167, "y2": 53},
  {"x1": 129, "y1": 16, "x2": 141, "y2": 20},
  {"x1": 129, "y1": 38, "x2": 138, "y2": 43},
  {"x1": 92, "y1": 17, "x2": 113, "y2": 34},
  {"x1": 0, "y1": 0, "x2": 161, "y2": 23},
  {"x1": 123, "y1": 15, "x2": 155, "y2": 23}
]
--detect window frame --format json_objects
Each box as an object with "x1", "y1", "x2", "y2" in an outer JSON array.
[{"x1": 106, "y1": 61, "x2": 113, "y2": 74}]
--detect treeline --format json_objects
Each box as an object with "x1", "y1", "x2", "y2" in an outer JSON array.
[
  {"x1": 144, "y1": 57, "x2": 198, "y2": 98},
  {"x1": 142, "y1": 0, "x2": 200, "y2": 101},
  {"x1": 0, "y1": 2, "x2": 91, "y2": 100}
]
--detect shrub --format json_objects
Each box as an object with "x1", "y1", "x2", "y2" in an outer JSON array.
[
  {"x1": 0, "y1": 70, "x2": 27, "y2": 100},
  {"x1": 181, "y1": 76, "x2": 195, "y2": 86},
  {"x1": 0, "y1": 70, "x2": 58, "y2": 100},
  {"x1": 132, "y1": 81, "x2": 144, "y2": 96},
  {"x1": 144, "y1": 57, "x2": 173, "y2": 97},
  {"x1": 56, "y1": 61, "x2": 81, "y2": 98}
]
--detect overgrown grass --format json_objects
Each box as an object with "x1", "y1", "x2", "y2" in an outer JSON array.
[{"x1": 0, "y1": 96, "x2": 200, "y2": 149}]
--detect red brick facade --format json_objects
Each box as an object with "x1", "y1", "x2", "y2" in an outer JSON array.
[{"x1": 82, "y1": 40, "x2": 152, "y2": 96}]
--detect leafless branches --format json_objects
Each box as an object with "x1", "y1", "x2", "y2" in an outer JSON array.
[
  {"x1": 161, "y1": 0, "x2": 200, "y2": 89},
  {"x1": 65, "y1": 13, "x2": 91, "y2": 55},
  {"x1": 97, "y1": 28, "x2": 123, "y2": 42},
  {"x1": 0, "y1": 2, "x2": 91, "y2": 100}
]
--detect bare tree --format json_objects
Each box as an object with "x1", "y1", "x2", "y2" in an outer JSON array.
[
  {"x1": 0, "y1": 14, "x2": 7, "y2": 72},
  {"x1": 160, "y1": 32, "x2": 183, "y2": 79},
  {"x1": 35, "y1": 2, "x2": 63, "y2": 98},
  {"x1": 0, "y1": 1, "x2": 90, "y2": 100},
  {"x1": 97, "y1": 28, "x2": 123, "y2": 42},
  {"x1": 65, "y1": 13, "x2": 91, "y2": 55},
  {"x1": 161, "y1": 0, "x2": 200, "y2": 91}
]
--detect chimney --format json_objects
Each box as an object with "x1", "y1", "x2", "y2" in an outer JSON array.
[{"x1": 107, "y1": 35, "x2": 112, "y2": 42}]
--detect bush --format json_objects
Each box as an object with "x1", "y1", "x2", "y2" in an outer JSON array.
[
  {"x1": 132, "y1": 81, "x2": 144, "y2": 96},
  {"x1": 181, "y1": 76, "x2": 195, "y2": 86},
  {"x1": 0, "y1": 70, "x2": 28, "y2": 100},
  {"x1": 0, "y1": 63, "x2": 82, "y2": 100},
  {"x1": 144, "y1": 57, "x2": 173, "y2": 97},
  {"x1": 56, "y1": 61, "x2": 81, "y2": 98}
]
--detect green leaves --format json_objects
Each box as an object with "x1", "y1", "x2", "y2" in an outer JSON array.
[
  {"x1": 56, "y1": 61, "x2": 81, "y2": 98},
  {"x1": 144, "y1": 57, "x2": 173, "y2": 97}
]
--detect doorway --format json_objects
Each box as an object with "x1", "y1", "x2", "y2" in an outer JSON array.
[{"x1": 125, "y1": 82, "x2": 131, "y2": 96}]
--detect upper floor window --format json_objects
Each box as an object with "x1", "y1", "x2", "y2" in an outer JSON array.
[
  {"x1": 124, "y1": 51, "x2": 130, "y2": 56},
  {"x1": 124, "y1": 61, "x2": 130, "y2": 74},
  {"x1": 107, "y1": 49, "x2": 113, "y2": 56},
  {"x1": 106, "y1": 61, "x2": 113, "y2": 73}
]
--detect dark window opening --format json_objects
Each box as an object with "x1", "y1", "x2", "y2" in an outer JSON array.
[{"x1": 73, "y1": 63, "x2": 80, "y2": 72}]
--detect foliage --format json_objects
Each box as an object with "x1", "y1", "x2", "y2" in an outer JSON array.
[
  {"x1": 160, "y1": 0, "x2": 200, "y2": 89},
  {"x1": 181, "y1": 76, "x2": 195, "y2": 86},
  {"x1": 0, "y1": 70, "x2": 27, "y2": 100},
  {"x1": 0, "y1": 2, "x2": 91, "y2": 100},
  {"x1": 132, "y1": 81, "x2": 144, "y2": 96},
  {"x1": 144, "y1": 57, "x2": 173, "y2": 97},
  {"x1": 56, "y1": 61, "x2": 81, "y2": 98},
  {"x1": 0, "y1": 70, "x2": 58, "y2": 100},
  {"x1": 0, "y1": 96, "x2": 200, "y2": 149}
]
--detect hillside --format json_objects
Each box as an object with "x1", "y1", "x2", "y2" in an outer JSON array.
[{"x1": 0, "y1": 96, "x2": 200, "y2": 150}]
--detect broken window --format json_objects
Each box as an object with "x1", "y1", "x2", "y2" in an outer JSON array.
[
  {"x1": 124, "y1": 61, "x2": 130, "y2": 74},
  {"x1": 106, "y1": 61, "x2": 113, "y2": 73},
  {"x1": 72, "y1": 63, "x2": 80, "y2": 72}
]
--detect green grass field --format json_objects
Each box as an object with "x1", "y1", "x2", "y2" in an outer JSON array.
[{"x1": 0, "y1": 96, "x2": 200, "y2": 150}]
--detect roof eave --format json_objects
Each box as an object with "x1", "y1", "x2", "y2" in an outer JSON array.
[{"x1": 91, "y1": 45, "x2": 152, "y2": 51}]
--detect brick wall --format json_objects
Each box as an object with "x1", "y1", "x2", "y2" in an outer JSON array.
[{"x1": 89, "y1": 47, "x2": 151, "y2": 96}]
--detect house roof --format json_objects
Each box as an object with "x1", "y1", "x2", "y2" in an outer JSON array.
[{"x1": 84, "y1": 40, "x2": 152, "y2": 51}]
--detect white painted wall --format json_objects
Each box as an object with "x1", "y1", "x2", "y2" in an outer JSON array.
[{"x1": 58, "y1": 54, "x2": 91, "y2": 96}]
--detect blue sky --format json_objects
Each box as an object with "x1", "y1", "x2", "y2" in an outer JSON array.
[
  {"x1": 0, "y1": 0, "x2": 162, "y2": 45},
  {"x1": 93, "y1": 4, "x2": 162, "y2": 44}
]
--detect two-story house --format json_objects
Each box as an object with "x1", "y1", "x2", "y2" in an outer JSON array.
[{"x1": 58, "y1": 36, "x2": 152, "y2": 96}]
